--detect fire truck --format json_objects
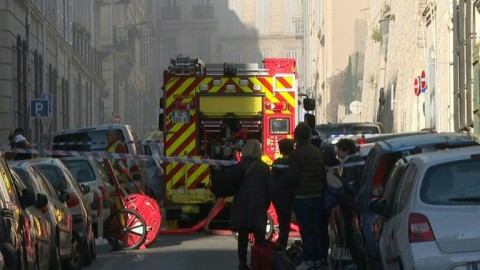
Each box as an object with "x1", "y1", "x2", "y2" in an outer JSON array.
[{"x1": 159, "y1": 56, "x2": 311, "y2": 227}]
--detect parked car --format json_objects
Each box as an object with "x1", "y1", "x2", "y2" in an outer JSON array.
[
  {"x1": 142, "y1": 143, "x2": 164, "y2": 206},
  {"x1": 50, "y1": 124, "x2": 148, "y2": 193},
  {"x1": 315, "y1": 122, "x2": 385, "y2": 142},
  {"x1": 29, "y1": 158, "x2": 95, "y2": 267},
  {"x1": 370, "y1": 146, "x2": 480, "y2": 269},
  {"x1": 0, "y1": 155, "x2": 37, "y2": 270},
  {"x1": 354, "y1": 132, "x2": 480, "y2": 268},
  {"x1": 61, "y1": 156, "x2": 115, "y2": 238},
  {"x1": 9, "y1": 169, "x2": 54, "y2": 270},
  {"x1": 9, "y1": 160, "x2": 74, "y2": 270}
]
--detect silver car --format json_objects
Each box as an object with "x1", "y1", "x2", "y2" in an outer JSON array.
[
  {"x1": 61, "y1": 156, "x2": 115, "y2": 238},
  {"x1": 371, "y1": 146, "x2": 480, "y2": 270}
]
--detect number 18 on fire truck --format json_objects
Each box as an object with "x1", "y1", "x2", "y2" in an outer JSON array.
[{"x1": 159, "y1": 56, "x2": 315, "y2": 227}]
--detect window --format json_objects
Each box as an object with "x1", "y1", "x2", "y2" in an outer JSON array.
[
  {"x1": 196, "y1": 35, "x2": 211, "y2": 61},
  {"x1": 258, "y1": 50, "x2": 270, "y2": 65},
  {"x1": 285, "y1": 0, "x2": 297, "y2": 32},
  {"x1": 165, "y1": 0, "x2": 177, "y2": 7},
  {"x1": 391, "y1": 164, "x2": 416, "y2": 215},
  {"x1": 256, "y1": 0, "x2": 270, "y2": 33},
  {"x1": 270, "y1": 118, "x2": 290, "y2": 135},
  {"x1": 284, "y1": 49, "x2": 297, "y2": 59},
  {"x1": 421, "y1": 160, "x2": 480, "y2": 205},
  {"x1": 164, "y1": 37, "x2": 177, "y2": 60},
  {"x1": 228, "y1": 51, "x2": 242, "y2": 63},
  {"x1": 196, "y1": 0, "x2": 210, "y2": 6}
]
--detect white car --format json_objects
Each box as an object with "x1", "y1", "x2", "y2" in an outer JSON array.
[
  {"x1": 61, "y1": 156, "x2": 115, "y2": 238},
  {"x1": 371, "y1": 146, "x2": 480, "y2": 270}
]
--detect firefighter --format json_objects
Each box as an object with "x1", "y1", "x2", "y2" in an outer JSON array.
[
  {"x1": 106, "y1": 129, "x2": 130, "y2": 190},
  {"x1": 6, "y1": 128, "x2": 34, "y2": 160}
]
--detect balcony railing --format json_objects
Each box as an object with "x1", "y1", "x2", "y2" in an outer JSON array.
[
  {"x1": 161, "y1": 6, "x2": 180, "y2": 20},
  {"x1": 192, "y1": 5, "x2": 214, "y2": 19}
]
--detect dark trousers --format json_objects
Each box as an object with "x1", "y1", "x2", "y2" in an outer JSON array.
[
  {"x1": 272, "y1": 195, "x2": 293, "y2": 248},
  {"x1": 294, "y1": 197, "x2": 329, "y2": 261},
  {"x1": 237, "y1": 229, "x2": 265, "y2": 264}
]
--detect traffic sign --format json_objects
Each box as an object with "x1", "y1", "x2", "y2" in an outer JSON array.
[
  {"x1": 349, "y1": 100, "x2": 362, "y2": 114},
  {"x1": 30, "y1": 99, "x2": 50, "y2": 118},
  {"x1": 414, "y1": 77, "x2": 420, "y2": 96},
  {"x1": 420, "y1": 70, "x2": 427, "y2": 90}
]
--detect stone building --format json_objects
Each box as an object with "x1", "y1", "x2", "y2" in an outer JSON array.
[
  {"x1": 156, "y1": 0, "x2": 304, "y2": 89},
  {"x1": 362, "y1": 0, "x2": 480, "y2": 135},
  {"x1": 98, "y1": 0, "x2": 158, "y2": 138},
  {"x1": 308, "y1": 0, "x2": 368, "y2": 124},
  {"x1": 0, "y1": 0, "x2": 104, "y2": 145}
]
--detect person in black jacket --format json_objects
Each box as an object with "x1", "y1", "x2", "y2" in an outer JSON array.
[
  {"x1": 335, "y1": 138, "x2": 366, "y2": 269},
  {"x1": 226, "y1": 139, "x2": 272, "y2": 270},
  {"x1": 287, "y1": 123, "x2": 328, "y2": 269},
  {"x1": 271, "y1": 138, "x2": 295, "y2": 248}
]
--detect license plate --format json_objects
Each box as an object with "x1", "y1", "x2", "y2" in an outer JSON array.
[{"x1": 171, "y1": 110, "x2": 190, "y2": 123}]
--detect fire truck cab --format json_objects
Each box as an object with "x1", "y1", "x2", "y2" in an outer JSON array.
[{"x1": 160, "y1": 56, "x2": 307, "y2": 226}]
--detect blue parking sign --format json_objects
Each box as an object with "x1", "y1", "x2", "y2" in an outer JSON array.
[{"x1": 30, "y1": 99, "x2": 49, "y2": 118}]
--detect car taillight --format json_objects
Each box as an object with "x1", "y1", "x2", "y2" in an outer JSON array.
[
  {"x1": 66, "y1": 193, "x2": 81, "y2": 208},
  {"x1": 98, "y1": 186, "x2": 108, "y2": 200},
  {"x1": 408, "y1": 213, "x2": 435, "y2": 243},
  {"x1": 370, "y1": 157, "x2": 389, "y2": 198}
]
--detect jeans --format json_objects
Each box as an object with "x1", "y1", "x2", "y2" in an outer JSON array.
[{"x1": 294, "y1": 196, "x2": 329, "y2": 262}]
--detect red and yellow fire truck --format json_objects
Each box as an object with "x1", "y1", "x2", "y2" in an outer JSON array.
[{"x1": 159, "y1": 56, "x2": 306, "y2": 226}]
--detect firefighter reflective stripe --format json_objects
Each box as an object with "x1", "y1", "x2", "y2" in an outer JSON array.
[{"x1": 107, "y1": 141, "x2": 129, "y2": 185}]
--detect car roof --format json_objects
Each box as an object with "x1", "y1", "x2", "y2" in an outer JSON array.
[
  {"x1": 406, "y1": 145, "x2": 480, "y2": 166},
  {"x1": 374, "y1": 132, "x2": 479, "y2": 151},
  {"x1": 316, "y1": 122, "x2": 384, "y2": 128},
  {"x1": 50, "y1": 124, "x2": 132, "y2": 136}
]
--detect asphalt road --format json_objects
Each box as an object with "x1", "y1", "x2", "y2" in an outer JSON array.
[{"x1": 85, "y1": 233, "x2": 240, "y2": 270}]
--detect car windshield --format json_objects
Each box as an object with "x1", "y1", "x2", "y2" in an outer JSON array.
[
  {"x1": 420, "y1": 159, "x2": 480, "y2": 205},
  {"x1": 35, "y1": 165, "x2": 67, "y2": 191},
  {"x1": 62, "y1": 159, "x2": 96, "y2": 183},
  {"x1": 52, "y1": 129, "x2": 125, "y2": 152}
]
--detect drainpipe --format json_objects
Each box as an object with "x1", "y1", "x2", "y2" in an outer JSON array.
[
  {"x1": 466, "y1": 0, "x2": 473, "y2": 128},
  {"x1": 459, "y1": 0, "x2": 466, "y2": 130}
]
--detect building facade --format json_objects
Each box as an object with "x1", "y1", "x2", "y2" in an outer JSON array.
[
  {"x1": 0, "y1": 0, "x2": 104, "y2": 146},
  {"x1": 156, "y1": 0, "x2": 304, "y2": 90},
  {"x1": 310, "y1": 0, "x2": 368, "y2": 124},
  {"x1": 361, "y1": 0, "x2": 479, "y2": 136}
]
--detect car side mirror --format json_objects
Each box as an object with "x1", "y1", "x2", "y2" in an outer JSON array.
[
  {"x1": 80, "y1": 184, "x2": 90, "y2": 195},
  {"x1": 59, "y1": 190, "x2": 70, "y2": 203},
  {"x1": 369, "y1": 198, "x2": 389, "y2": 216},
  {"x1": 35, "y1": 193, "x2": 49, "y2": 209}
]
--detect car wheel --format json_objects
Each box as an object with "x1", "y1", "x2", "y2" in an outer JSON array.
[
  {"x1": 64, "y1": 236, "x2": 81, "y2": 270},
  {"x1": 81, "y1": 236, "x2": 93, "y2": 266}
]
